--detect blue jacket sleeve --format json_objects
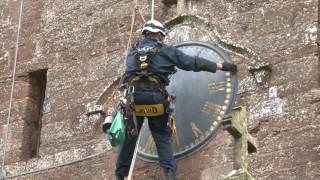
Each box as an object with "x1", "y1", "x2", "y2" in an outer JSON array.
[{"x1": 161, "y1": 45, "x2": 218, "y2": 73}]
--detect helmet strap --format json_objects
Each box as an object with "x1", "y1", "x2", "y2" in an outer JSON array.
[{"x1": 156, "y1": 33, "x2": 165, "y2": 43}]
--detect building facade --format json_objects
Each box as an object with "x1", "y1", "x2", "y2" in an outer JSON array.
[{"x1": 0, "y1": 0, "x2": 319, "y2": 179}]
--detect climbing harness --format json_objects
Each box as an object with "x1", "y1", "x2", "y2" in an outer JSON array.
[
  {"x1": 104, "y1": 0, "x2": 149, "y2": 143},
  {"x1": 124, "y1": 40, "x2": 166, "y2": 118},
  {"x1": 108, "y1": 0, "x2": 173, "y2": 179},
  {"x1": 133, "y1": 43, "x2": 162, "y2": 70},
  {"x1": 134, "y1": 104, "x2": 165, "y2": 117},
  {"x1": 126, "y1": 0, "x2": 163, "y2": 179},
  {"x1": 126, "y1": 75, "x2": 167, "y2": 118},
  {"x1": 126, "y1": 86, "x2": 139, "y2": 137},
  {"x1": 129, "y1": 75, "x2": 162, "y2": 85}
]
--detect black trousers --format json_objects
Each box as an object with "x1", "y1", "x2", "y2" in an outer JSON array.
[{"x1": 115, "y1": 90, "x2": 176, "y2": 177}]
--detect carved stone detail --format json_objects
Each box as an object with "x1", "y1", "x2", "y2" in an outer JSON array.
[
  {"x1": 222, "y1": 107, "x2": 257, "y2": 180},
  {"x1": 165, "y1": 14, "x2": 272, "y2": 86}
]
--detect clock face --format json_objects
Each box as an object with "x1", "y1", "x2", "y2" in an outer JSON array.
[{"x1": 137, "y1": 41, "x2": 238, "y2": 162}]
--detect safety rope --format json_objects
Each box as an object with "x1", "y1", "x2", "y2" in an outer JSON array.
[
  {"x1": 137, "y1": 6, "x2": 145, "y2": 22},
  {"x1": 127, "y1": 1, "x2": 155, "y2": 179},
  {"x1": 125, "y1": 0, "x2": 146, "y2": 52},
  {"x1": 120, "y1": 0, "x2": 145, "y2": 87},
  {"x1": 125, "y1": 0, "x2": 138, "y2": 53},
  {"x1": 1, "y1": 0, "x2": 24, "y2": 178},
  {"x1": 1, "y1": 0, "x2": 148, "y2": 179},
  {"x1": 127, "y1": 120, "x2": 144, "y2": 180},
  {"x1": 151, "y1": 0, "x2": 155, "y2": 20}
]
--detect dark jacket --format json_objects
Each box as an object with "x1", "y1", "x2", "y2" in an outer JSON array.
[{"x1": 125, "y1": 38, "x2": 217, "y2": 85}]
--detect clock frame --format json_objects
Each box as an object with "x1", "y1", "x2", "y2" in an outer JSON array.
[{"x1": 137, "y1": 41, "x2": 238, "y2": 162}]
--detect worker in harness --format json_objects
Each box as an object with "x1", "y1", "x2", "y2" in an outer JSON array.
[{"x1": 115, "y1": 19, "x2": 237, "y2": 180}]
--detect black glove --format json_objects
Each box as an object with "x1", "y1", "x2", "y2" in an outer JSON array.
[{"x1": 222, "y1": 62, "x2": 237, "y2": 73}]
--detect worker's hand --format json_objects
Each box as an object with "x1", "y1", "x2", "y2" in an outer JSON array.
[{"x1": 221, "y1": 62, "x2": 237, "y2": 73}]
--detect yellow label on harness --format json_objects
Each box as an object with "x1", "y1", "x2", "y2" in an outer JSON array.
[{"x1": 135, "y1": 104, "x2": 165, "y2": 117}]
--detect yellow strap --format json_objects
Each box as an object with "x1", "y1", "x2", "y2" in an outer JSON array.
[
  {"x1": 131, "y1": 76, "x2": 140, "y2": 81},
  {"x1": 170, "y1": 116, "x2": 177, "y2": 134},
  {"x1": 134, "y1": 104, "x2": 165, "y2": 117},
  {"x1": 147, "y1": 76, "x2": 160, "y2": 84},
  {"x1": 130, "y1": 75, "x2": 160, "y2": 84}
]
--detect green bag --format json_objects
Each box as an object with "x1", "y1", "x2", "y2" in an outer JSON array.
[{"x1": 106, "y1": 111, "x2": 126, "y2": 146}]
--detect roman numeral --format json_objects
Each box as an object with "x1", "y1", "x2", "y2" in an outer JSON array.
[
  {"x1": 190, "y1": 122, "x2": 203, "y2": 138},
  {"x1": 208, "y1": 81, "x2": 225, "y2": 93},
  {"x1": 202, "y1": 101, "x2": 225, "y2": 117}
]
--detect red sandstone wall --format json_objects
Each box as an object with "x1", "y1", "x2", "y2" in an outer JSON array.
[{"x1": 0, "y1": 0, "x2": 319, "y2": 179}]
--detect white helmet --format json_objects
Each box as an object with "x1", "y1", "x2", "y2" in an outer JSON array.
[{"x1": 142, "y1": 20, "x2": 166, "y2": 36}]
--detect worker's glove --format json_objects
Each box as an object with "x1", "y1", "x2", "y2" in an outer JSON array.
[{"x1": 222, "y1": 62, "x2": 237, "y2": 73}]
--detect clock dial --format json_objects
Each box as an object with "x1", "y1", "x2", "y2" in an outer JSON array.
[{"x1": 137, "y1": 41, "x2": 238, "y2": 162}]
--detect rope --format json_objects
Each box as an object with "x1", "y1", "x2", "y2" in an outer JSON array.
[
  {"x1": 125, "y1": 0, "x2": 138, "y2": 53},
  {"x1": 1, "y1": 0, "x2": 24, "y2": 178},
  {"x1": 127, "y1": 121, "x2": 144, "y2": 180},
  {"x1": 125, "y1": 0, "x2": 146, "y2": 48},
  {"x1": 2, "y1": 0, "x2": 148, "y2": 179},
  {"x1": 137, "y1": 8, "x2": 146, "y2": 22},
  {"x1": 120, "y1": 0, "x2": 145, "y2": 86},
  {"x1": 125, "y1": 0, "x2": 146, "y2": 54},
  {"x1": 151, "y1": 0, "x2": 155, "y2": 20},
  {"x1": 1, "y1": 0, "x2": 149, "y2": 179}
]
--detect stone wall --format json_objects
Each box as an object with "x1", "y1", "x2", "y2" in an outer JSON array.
[{"x1": 0, "y1": 0, "x2": 319, "y2": 179}]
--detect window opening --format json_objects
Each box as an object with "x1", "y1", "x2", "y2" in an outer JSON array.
[{"x1": 21, "y1": 69, "x2": 47, "y2": 159}]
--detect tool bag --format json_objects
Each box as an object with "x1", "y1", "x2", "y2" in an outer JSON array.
[{"x1": 106, "y1": 110, "x2": 126, "y2": 146}]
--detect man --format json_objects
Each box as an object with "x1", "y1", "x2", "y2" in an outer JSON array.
[{"x1": 115, "y1": 20, "x2": 237, "y2": 180}]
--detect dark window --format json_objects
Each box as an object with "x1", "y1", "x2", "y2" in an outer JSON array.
[
  {"x1": 21, "y1": 69, "x2": 47, "y2": 159},
  {"x1": 162, "y1": 0, "x2": 178, "y2": 6}
]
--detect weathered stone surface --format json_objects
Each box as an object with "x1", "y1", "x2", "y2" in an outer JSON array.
[
  {"x1": 135, "y1": 131, "x2": 234, "y2": 180},
  {"x1": 0, "y1": 0, "x2": 319, "y2": 179}
]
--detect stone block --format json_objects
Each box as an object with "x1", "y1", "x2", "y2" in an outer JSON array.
[{"x1": 0, "y1": 0, "x2": 319, "y2": 179}]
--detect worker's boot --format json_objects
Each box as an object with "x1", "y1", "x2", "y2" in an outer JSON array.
[{"x1": 163, "y1": 168, "x2": 176, "y2": 180}]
